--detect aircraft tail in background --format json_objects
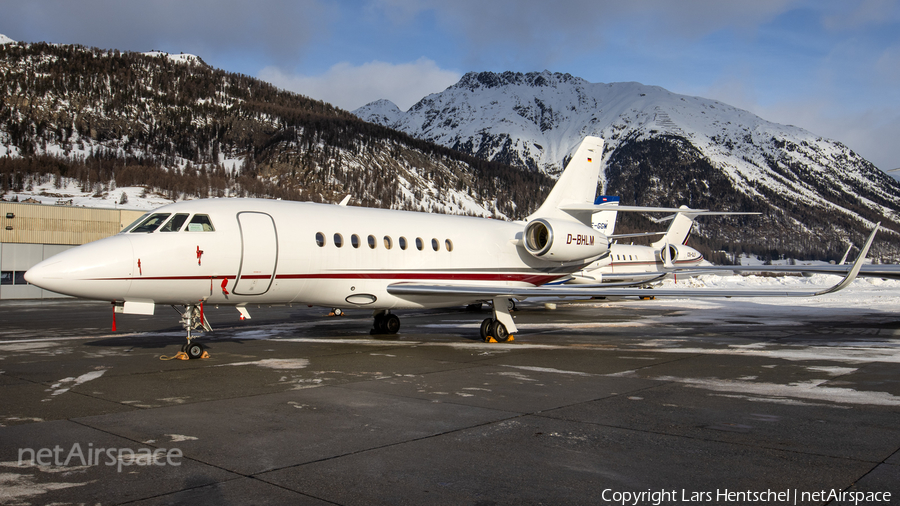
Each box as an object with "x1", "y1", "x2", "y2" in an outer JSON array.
[
  {"x1": 591, "y1": 196, "x2": 620, "y2": 236},
  {"x1": 651, "y1": 207, "x2": 696, "y2": 248}
]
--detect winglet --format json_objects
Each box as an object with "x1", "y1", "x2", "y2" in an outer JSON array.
[{"x1": 815, "y1": 222, "x2": 879, "y2": 295}]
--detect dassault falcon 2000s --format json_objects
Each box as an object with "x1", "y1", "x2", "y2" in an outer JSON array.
[{"x1": 25, "y1": 137, "x2": 877, "y2": 358}]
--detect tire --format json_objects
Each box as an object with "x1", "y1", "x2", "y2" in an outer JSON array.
[
  {"x1": 491, "y1": 320, "x2": 510, "y2": 342},
  {"x1": 480, "y1": 318, "x2": 494, "y2": 339},
  {"x1": 185, "y1": 341, "x2": 205, "y2": 359},
  {"x1": 384, "y1": 314, "x2": 400, "y2": 334},
  {"x1": 372, "y1": 314, "x2": 386, "y2": 334}
]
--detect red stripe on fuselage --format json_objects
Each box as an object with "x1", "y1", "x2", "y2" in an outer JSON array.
[{"x1": 90, "y1": 272, "x2": 563, "y2": 286}]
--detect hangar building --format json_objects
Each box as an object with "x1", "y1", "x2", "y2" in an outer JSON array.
[{"x1": 0, "y1": 202, "x2": 145, "y2": 299}]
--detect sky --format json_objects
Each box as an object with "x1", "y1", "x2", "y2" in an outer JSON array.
[{"x1": 2, "y1": 0, "x2": 899, "y2": 171}]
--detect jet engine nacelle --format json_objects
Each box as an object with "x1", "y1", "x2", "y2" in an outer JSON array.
[
  {"x1": 658, "y1": 244, "x2": 702, "y2": 265},
  {"x1": 523, "y1": 218, "x2": 608, "y2": 262}
]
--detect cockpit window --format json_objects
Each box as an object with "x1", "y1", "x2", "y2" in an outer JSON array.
[
  {"x1": 159, "y1": 213, "x2": 190, "y2": 232},
  {"x1": 121, "y1": 214, "x2": 149, "y2": 234},
  {"x1": 185, "y1": 214, "x2": 215, "y2": 232},
  {"x1": 130, "y1": 213, "x2": 171, "y2": 233}
]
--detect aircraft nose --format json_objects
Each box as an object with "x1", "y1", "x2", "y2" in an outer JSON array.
[{"x1": 25, "y1": 236, "x2": 134, "y2": 299}]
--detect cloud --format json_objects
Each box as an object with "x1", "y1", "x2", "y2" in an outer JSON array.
[
  {"x1": 2, "y1": 0, "x2": 333, "y2": 71},
  {"x1": 259, "y1": 58, "x2": 462, "y2": 111},
  {"x1": 371, "y1": 0, "x2": 799, "y2": 68},
  {"x1": 822, "y1": 0, "x2": 900, "y2": 31}
]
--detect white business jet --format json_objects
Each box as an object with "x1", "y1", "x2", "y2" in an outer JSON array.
[
  {"x1": 24, "y1": 137, "x2": 876, "y2": 357},
  {"x1": 569, "y1": 207, "x2": 759, "y2": 285}
]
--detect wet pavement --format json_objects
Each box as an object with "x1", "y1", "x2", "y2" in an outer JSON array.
[{"x1": 0, "y1": 298, "x2": 898, "y2": 505}]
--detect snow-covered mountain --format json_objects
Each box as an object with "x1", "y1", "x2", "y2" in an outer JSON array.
[
  {"x1": 0, "y1": 40, "x2": 551, "y2": 222},
  {"x1": 355, "y1": 71, "x2": 900, "y2": 260}
]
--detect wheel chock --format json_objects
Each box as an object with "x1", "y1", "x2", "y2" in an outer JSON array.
[
  {"x1": 160, "y1": 351, "x2": 210, "y2": 360},
  {"x1": 160, "y1": 351, "x2": 190, "y2": 361},
  {"x1": 508, "y1": 335, "x2": 515, "y2": 342},
  {"x1": 485, "y1": 336, "x2": 498, "y2": 343}
]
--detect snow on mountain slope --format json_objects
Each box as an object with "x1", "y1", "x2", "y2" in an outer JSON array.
[
  {"x1": 142, "y1": 50, "x2": 208, "y2": 66},
  {"x1": 355, "y1": 71, "x2": 900, "y2": 257},
  {"x1": 0, "y1": 34, "x2": 14, "y2": 45}
]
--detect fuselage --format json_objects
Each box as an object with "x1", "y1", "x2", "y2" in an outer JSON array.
[
  {"x1": 572, "y1": 242, "x2": 703, "y2": 283},
  {"x1": 25, "y1": 199, "x2": 605, "y2": 310}
]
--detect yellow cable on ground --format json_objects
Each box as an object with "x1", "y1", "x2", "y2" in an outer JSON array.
[
  {"x1": 159, "y1": 351, "x2": 211, "y2": 360},
  {"x1": 159, "y1": 351, "x2": 190, "y2": 361}
]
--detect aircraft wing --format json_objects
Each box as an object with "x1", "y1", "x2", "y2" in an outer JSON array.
[
  {"x1": 387, "y1": 223, "x2": 878, "y2": 300},
  {"x1": 681, "y1": 264, "x2": 900, "y2": 280}
]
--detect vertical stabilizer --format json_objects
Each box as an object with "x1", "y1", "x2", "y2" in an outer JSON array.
[
  {"x1": 592, "y1": 196, "x2": 619, "y2": 236},
  {"x1": 528, "y1": 136, "x2": 604, "y2": 223},
  {"x1": 651, "y1": 208, "x2": 697, "y2": 248}
]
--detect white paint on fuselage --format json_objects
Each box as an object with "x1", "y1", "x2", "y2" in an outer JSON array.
[
  {"x1": 26, "y1": 199, "x2": 603, "y2": 310},
  {"x1": 574, "y1": 243, "x2": 703, "y2": 282}
]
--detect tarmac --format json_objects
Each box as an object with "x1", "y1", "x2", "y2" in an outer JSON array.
[{"x1": 0, "y1": 297, "x2": 898, "y2": 505}]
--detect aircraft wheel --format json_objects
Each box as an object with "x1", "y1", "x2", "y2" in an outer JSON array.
[
  {"x1": 383, "y1": 314, "x2": 400, "y2": 334},
  {"x1": 333, "y1": 308, "x2": 343, "y2": 316},
  {"x1": 507, "y1": 299, "x2": 517, "y2": 311},
  {"x1": 480, "y1": 318, "x2": 494, "y2": 339},
  {"x1": 372, "y1": 314, "x2": 386, "y2": 334},
  {"x1": 185, "y1": 341, "x2": 205, "y2": 360},
  {"x1": 491, "y1": 320, "x2": 510, "y2": 342}
]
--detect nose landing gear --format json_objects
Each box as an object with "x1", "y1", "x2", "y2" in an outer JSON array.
[{"x1": 174, "y1": 304, "x2": 211, "y2": 359}]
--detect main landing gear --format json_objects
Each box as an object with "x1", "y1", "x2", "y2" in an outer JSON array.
[
  {"x1": 372, "y1": 310, "x2": 400, "y2": 335},
  {"x1": 480, "y1": 296, "x2": 518, "y2": 343},
  {"x1": 174, "y1": 304, "x2": 211, "y2": 359}
]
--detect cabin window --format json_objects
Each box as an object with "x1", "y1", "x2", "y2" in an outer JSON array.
[
  {"x1": 445, "y1": 239, "x2": 453, "y2": 252},
  {"x1": 334, "y1": 233, "x2": 344, "y2": 248},
  {"x1": 384, "y1": 236, "x2": 393, "y2": 249},
  {"x1": 351, "y1": 234, "x2": 360, "y2": 248},
  {"x1": 160, "y1": 213, "x2": 189, "y2": 232},
  {"x1": 416, "y1": 237, "x2": 424, "y2": 251},
  {"x1": 130, "y1": 213, "x2": 171, "y2": 233},
  {"x1": 367, "y1": 235, "x2": 376, "y2": 249},
  {"x1": 399, "y1": 237, "x2": 408, "y2": 250},
  {"x1": 432, "y1": 238, "x2": 440, "y2": 251},
  {"x1": 316, "y1": 232, "x2": 325, "y2": 247},
  {"x1": 186, "y1": 214, "x2": 215, "y2": 232}
]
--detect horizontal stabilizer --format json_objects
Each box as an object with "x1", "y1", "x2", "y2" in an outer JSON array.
[
  {"x1": 650, "y1": 211, "x2": 760, "y2": 223},
  {"x1": 561, "y1": 204, "x2": 707, "y2": 224}
]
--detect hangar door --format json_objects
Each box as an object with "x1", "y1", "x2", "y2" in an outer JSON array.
[{"x1": 233, "y1": 212, "x2": 278, "y2": 295}]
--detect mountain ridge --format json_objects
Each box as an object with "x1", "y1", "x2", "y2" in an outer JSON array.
[
  {"x1": 0, "y1": 40, "x2": 552, "y2": 222},
  {"x1": 354, "y1": 71, "x2": 900, "y2": 261}
]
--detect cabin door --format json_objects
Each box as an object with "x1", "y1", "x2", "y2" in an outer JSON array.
[{"x1": 233, "y1": 212, "x2": 278, "y2": 295}]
